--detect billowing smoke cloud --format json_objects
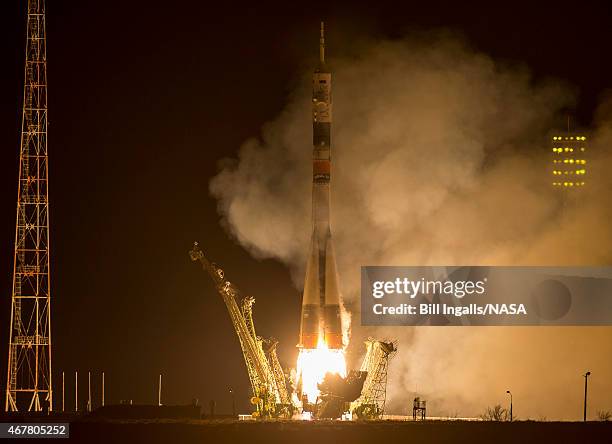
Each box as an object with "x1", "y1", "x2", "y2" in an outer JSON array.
[{"x1": 210, "y1": 33, "x2": 612, "y2": 420}]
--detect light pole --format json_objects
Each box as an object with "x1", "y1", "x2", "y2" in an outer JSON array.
[
  {"x1": 583, "y1": 371, "x2": 591, "y2": 421},
  {"x1": 506, "y1": 390, "x2": 513, "y2": 422},
  {"x1": 229, "y1": 388, "x2": 236, "y2": 418}
]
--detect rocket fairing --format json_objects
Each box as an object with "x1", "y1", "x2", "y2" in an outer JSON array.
[{"x1": 299, "y1": 22, "x2": 343, "y2": 350}]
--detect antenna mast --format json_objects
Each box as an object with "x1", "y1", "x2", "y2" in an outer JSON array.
[
  {"x1": 320, "y1": 21, "x2": 325, "y2": 64},
  {"x1": 5, "y1": 0, "x2": 53, "y2": 412}
]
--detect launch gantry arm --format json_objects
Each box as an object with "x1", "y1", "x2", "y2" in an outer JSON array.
[
  {"x1": 351, "y1": 339, "x2": 397, "y2": 419},
  {"x1": 189, "y1": 242, "x2": 289, "y2": 417},
  {"x1": 264, "y1": 339, "x2": 291, "y2": 405}
]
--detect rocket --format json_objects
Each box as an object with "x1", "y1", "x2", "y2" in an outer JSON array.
[{"x1": 299, "y1": 22, "x2": 343, "y2": 350}]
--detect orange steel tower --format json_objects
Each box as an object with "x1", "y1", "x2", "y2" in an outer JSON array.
[{"x1": 5, "y1": 0, "x2": 53, "y2": 412}]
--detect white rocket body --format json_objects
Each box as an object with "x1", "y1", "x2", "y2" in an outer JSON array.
[{"x1": 299, "y1": 23, "x2": 343, "y2": 350}]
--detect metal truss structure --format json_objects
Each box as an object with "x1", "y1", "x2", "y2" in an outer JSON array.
[
  {"x1": 190, "y1": 242, "x2": 293, "y2": 418},
  {"x1": 6, "y1": 0, "x2": 53, "y2": 413},
  {"x1": 351, "y1": 339, "x2": 397, "y2": 419}
]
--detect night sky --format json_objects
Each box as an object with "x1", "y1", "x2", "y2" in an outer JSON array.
[{"x1": 1, "y1": 0, "x2": 611, "y2": 413}]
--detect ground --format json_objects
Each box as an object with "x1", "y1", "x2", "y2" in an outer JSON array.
[{"x1": 9, "y1": 418, "x2": 609, "y2": 443}]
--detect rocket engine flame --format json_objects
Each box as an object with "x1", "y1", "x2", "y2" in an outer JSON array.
[{"x1": 296, "y1": 339, "x2": 347, "y2": 404}]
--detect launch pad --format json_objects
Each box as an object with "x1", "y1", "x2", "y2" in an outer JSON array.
[{"x1": 190, "y1": 242, "x2": 396, "y2": 420}]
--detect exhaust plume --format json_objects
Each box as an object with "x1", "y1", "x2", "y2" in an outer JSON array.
[{"x1": 210, "y1": 32, "x2": 612, "y2": 419}]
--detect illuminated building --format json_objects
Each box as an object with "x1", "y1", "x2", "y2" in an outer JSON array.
[{"x1": 550, "y1": 133, "x2": 588, "y2": 189}]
